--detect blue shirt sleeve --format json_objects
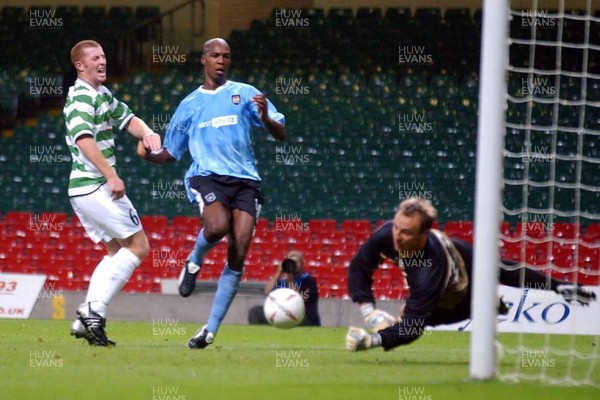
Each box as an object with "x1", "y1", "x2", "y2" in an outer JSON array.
[
  {"x1": 163, "y1": 94, "x2": 195, "y2": 160},
  {"x1": 248, "y1": 88, "x2": 285, "y2": 128}
]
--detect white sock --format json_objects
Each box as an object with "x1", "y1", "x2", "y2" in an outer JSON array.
[
  {"x1": 85, "y1": 256, "x2": 112, "y2": 304},
  {"x1": 360, "y1": 303, "x2": 375, "y2": 318},
  {"x1": 85, "y1": 249, "x2": 141, "y2": 317}
]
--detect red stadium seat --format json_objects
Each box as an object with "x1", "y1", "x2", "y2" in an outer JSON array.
[
  {"x1": 578, "y1": 244, "x2": 599, "y2": 271},
  {"x1": 4, "y1": 211, "x2": 34, "y2": 226},
  {"x1": 525, "y1": 241, "x2": 550, "y2": 266},
  {"x1": 172, "y1": 216, "x2": 200, "y2": 235},
  {"x1": 308, "y1": 219, "x2": 337, "y2": 234},
  {"x1": 443, "y1": 221, "x2": 473, "y2": 242},
  {"x1": 551, "y1": 243, "x2": 575, "y2": 269},
  {"x1": 500, "y1": 221, "x2": 511, "y2": 237},
  {"x1": 255, "y1": 217, "x2": 269, "y2": 233},
  {"x1": 514, "y1": 222, "x2": 548, "y2": 239},
  {"x1": 551, "y1": 222, "x2": 581, "y2": 239},
  {"x1": 278, "y1": 230, "x2": 311, "y2": 244},
  {"x1": 341, "y1": 219, "x2": 371, "y2": 234},
  {"x1": 501, "y1": 240, "x2": 522, "y2": 262},
  {"x1": 584, "y1": 224, "x2": 600, "y2": 242},
  {"x1": 141, "y1": 215, "x2": 169, "y2": 232}
]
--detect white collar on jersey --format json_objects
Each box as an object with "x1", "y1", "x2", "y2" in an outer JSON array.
[
  {"x1": 75, "y1": 77, "x2": 103, "y2": 92},
  {"x1": 198, "y1": 80, "x2": 231, "y2": 94}
]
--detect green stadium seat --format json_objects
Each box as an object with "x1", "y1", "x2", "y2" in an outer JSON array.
[{"x1": 1, "y1": 6, "x2": 25, "y2": 25}]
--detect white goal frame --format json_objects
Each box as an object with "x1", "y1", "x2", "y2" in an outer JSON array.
[{"x1": 469, "y1": 0, "x2": 509, "y2": 380}]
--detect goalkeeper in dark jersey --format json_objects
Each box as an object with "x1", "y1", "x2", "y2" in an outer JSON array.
[{"x1": 346, "y1": 197, "x2": 596, "y2": 352}]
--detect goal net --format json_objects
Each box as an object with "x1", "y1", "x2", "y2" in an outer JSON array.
[{"x1": 472, "y1": 0, "x2": 600, "y2": 386}]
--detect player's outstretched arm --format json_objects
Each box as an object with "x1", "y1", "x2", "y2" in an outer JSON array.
[
  {"x1": 125, "y1": 116, "x2": 162, "y2": 152},
  {"x1": 136, "y1": 142, "x2": 176, "y2": 164}
]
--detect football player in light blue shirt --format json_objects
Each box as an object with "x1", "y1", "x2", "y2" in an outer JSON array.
[{"x1": 139, "y1": 38, "x2": 285, "y2": 348}]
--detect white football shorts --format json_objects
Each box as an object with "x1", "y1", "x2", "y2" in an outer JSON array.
[{"x1": 70, "y1": 184, "x2": 144, "y2": 243}]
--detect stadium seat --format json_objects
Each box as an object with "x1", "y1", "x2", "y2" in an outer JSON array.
[
  {"x1": 141, "y1": 215, "x2": 169, "y2": 231},
  {"x1": 514, "y1": 222, "x2": 548, "y2": 239},
  {"x1": 584, "y1": 224, "x2": 600, "y2": 242},
  {"x1": 308, "y1": 219, "x2": 337, "y2": 234},
  {"x1": 171, "y1": 216, "x2": 200, "y2": 235},
  {"x1": 578, "y1": 243, "x2": 599, "y2": 270},
  {"x1": 443, "y1": 221, "x2": 473, "y2": 242},
  {"x1": 552, "y1": 222, "x2": 581, "y2": 239},
  {"x1": 4, "y1": 211, "x2": 33, "y2": 226},
  {"x1": 326, "y1": 8, "x2": 353, "y2": 28}
]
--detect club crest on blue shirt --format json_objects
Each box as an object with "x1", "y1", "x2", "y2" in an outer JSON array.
[{"x1": 231, "y1": 94, "x2": 241, "y2": 105}]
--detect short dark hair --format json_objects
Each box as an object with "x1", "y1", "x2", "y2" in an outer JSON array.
[{"x1": 71, "y1": 40, "x2": 101, "y2": 66}]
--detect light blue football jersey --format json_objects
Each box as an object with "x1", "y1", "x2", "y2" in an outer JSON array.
[{"x1": 163, "y1": 80, "x2": 285, "y2": 203}]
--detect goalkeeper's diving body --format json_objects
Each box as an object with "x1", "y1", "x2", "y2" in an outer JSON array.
[{"x1": 346, "y1": 197, "x2": 596, "y2": 352}]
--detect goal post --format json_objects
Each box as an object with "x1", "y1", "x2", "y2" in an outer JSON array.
[
  {"x1": 469, "y1": 0, "x2": 509, "y2": 381},
  {"x1": 470, "y1": 0, "x2": 600, "y2": 386}
]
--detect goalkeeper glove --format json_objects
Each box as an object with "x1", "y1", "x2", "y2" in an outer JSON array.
[
  {"x1": 360, "y1": 303, "x2": 398, "y2": 332},
  {"x1": 346, "y1": 327, "x2": 381, "y2": 352}
]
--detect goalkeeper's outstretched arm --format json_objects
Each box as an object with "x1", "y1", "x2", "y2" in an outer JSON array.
[{"x1": 347, "y1": 223, "x2": 400, "y2": 331}]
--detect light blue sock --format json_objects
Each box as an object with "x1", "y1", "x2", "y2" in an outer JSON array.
[
  {"x1": 188, "y1": 228, "x2": 218, "y2": 265},
  {"x1": 206, "y1": 265, "x2": 242, "y2": 334}
]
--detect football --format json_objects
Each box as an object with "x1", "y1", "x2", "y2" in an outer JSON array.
[{"x1": 263, "y1": 288, "x2": 306, "y2": 329}]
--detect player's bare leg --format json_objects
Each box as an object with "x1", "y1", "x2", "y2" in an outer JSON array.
[
  {"x1": 188, "y1": 209, "x2": 255, "y2": 349},
  {"x1": 179, "y1": 202, "x2": 229, "y2": 297}
]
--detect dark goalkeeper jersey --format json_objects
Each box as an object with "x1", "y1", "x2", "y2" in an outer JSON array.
[{"x1": 347, "y1": 221, "x2": 473, "y2": 325}]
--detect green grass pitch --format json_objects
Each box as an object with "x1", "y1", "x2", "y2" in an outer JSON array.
[{"x1": 0, "y1": 320, "x2": 598, "y2": 400}]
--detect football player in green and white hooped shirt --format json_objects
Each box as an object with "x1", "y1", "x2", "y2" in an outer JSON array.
[{"x1": 63, "y1": 40, "x2": 162, "y2": 346}]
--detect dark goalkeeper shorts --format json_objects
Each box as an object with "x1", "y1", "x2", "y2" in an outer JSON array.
[{"x1": 189, "y1": 174, "x2": 264, "y2": 219}]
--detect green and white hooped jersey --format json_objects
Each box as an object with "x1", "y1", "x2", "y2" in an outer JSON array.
[{"x1": 63, "y1": 78, "x2": 134, "y2": 197}]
